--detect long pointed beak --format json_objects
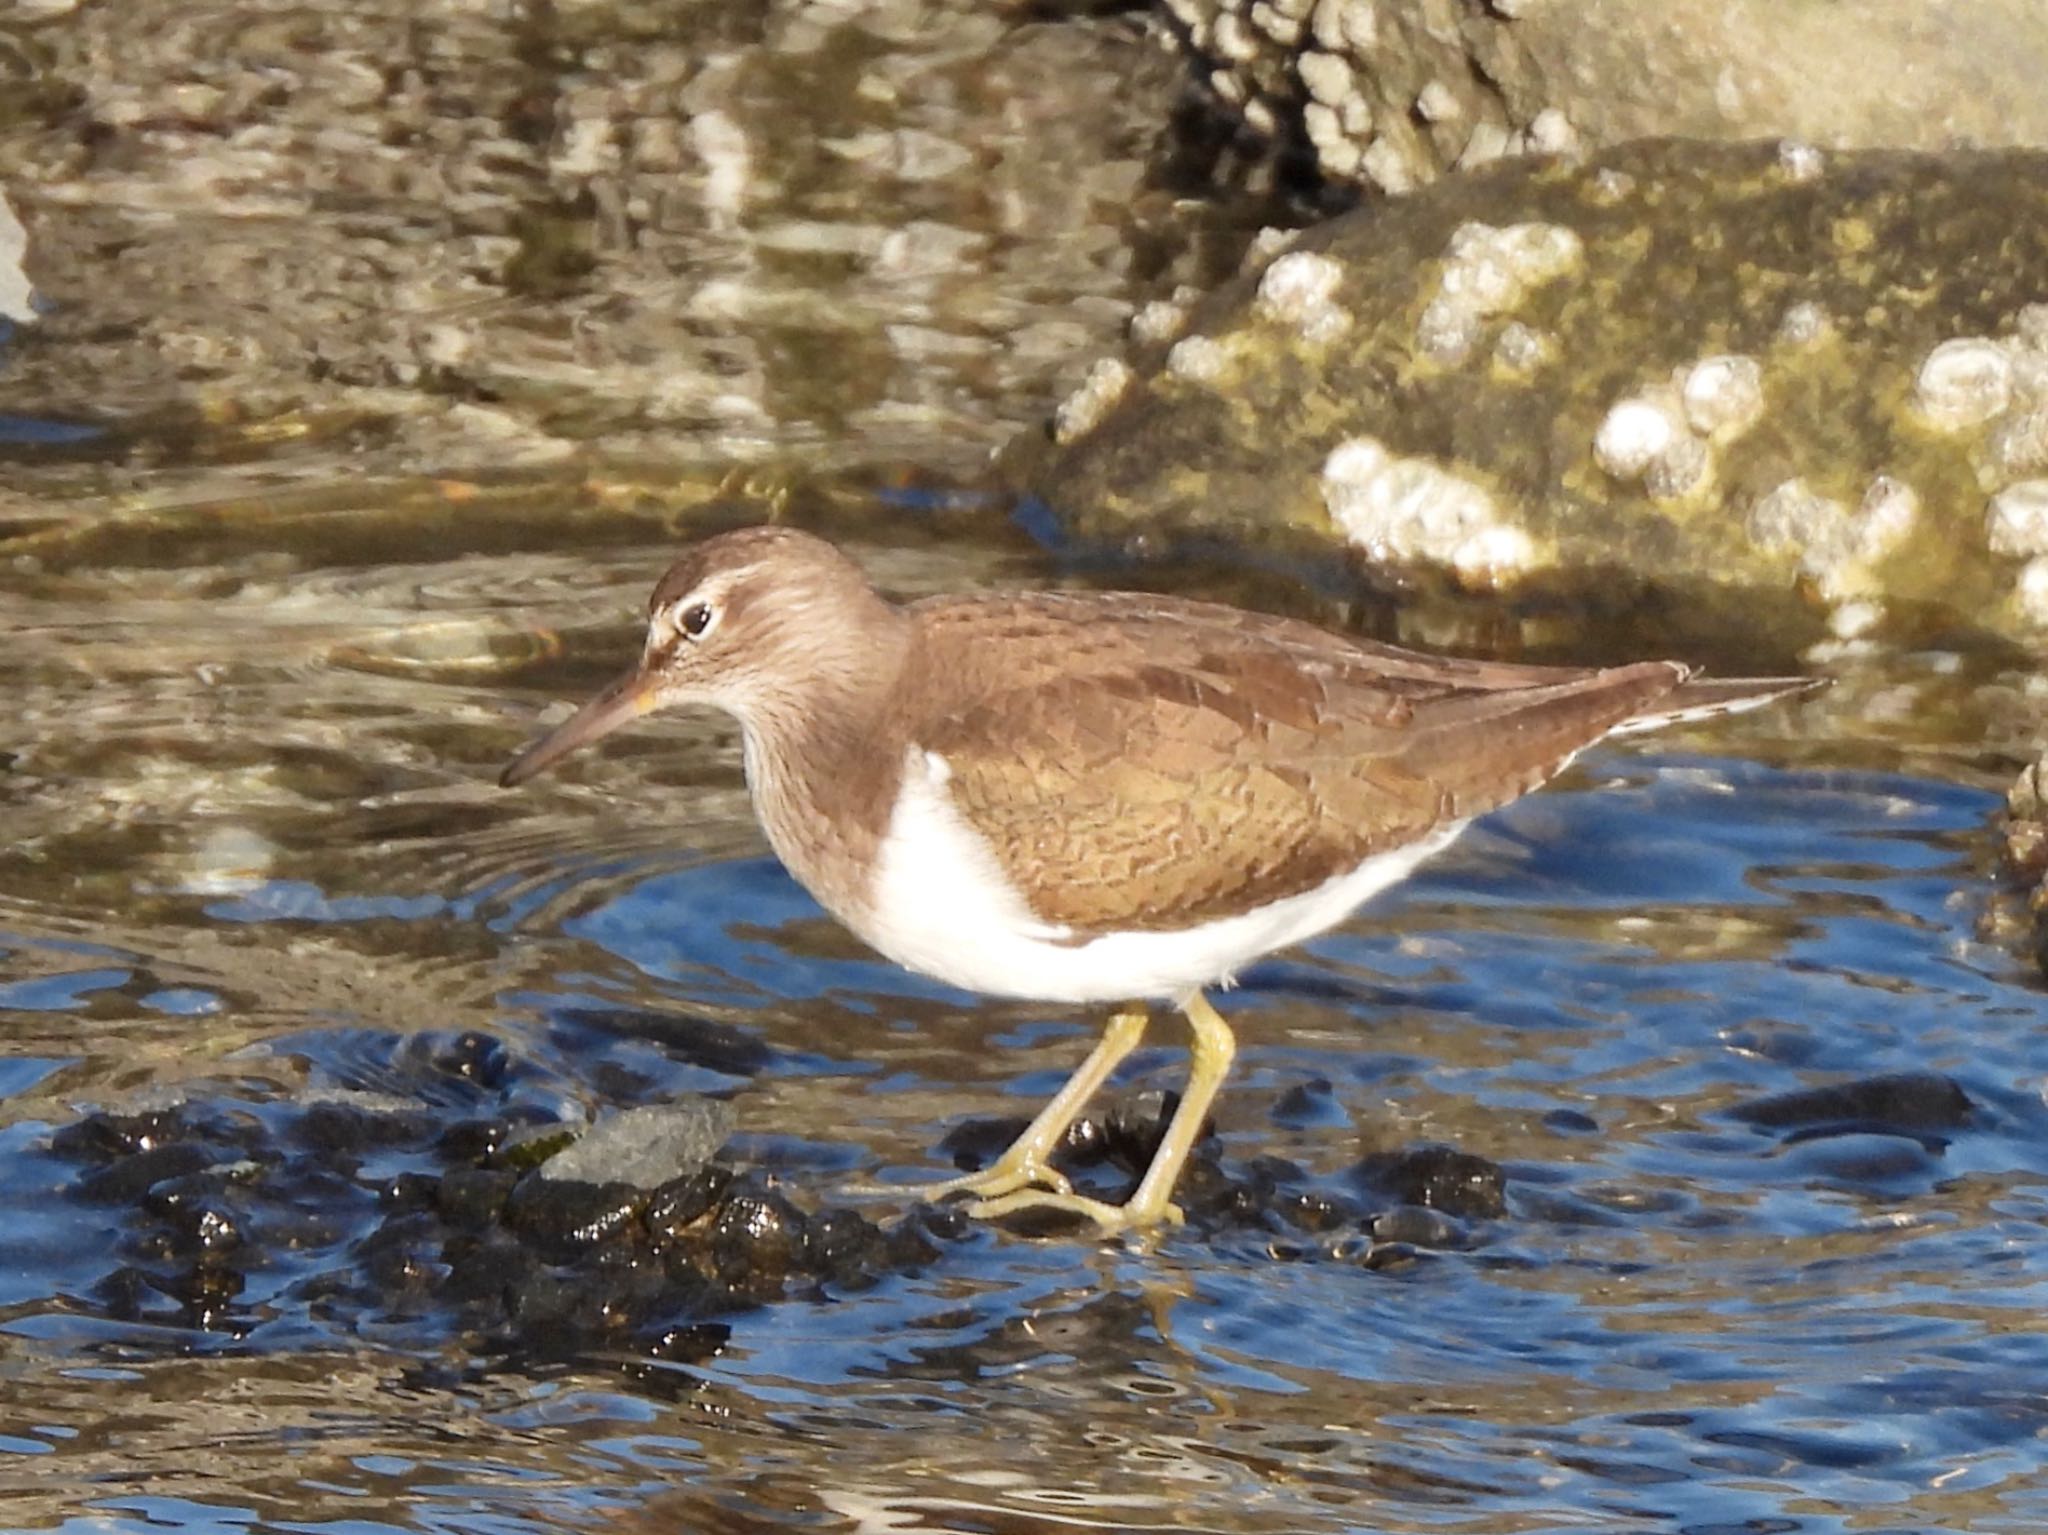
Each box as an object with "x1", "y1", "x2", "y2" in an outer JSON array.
[{"x1": 500, "y1": 664, "x2": 660, "y2": 788}]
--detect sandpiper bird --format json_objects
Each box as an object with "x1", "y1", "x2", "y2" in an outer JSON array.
[{"x1": 501, "y1": 526, "x2": 1816, "y2": 1234}]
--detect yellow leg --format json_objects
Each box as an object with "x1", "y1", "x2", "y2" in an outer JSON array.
[
  {"x1": 971, "y1": 990, "x2": 1237, "y2": 1236},
  {"x1": 889, "y1": 1005, "x2": 1148, "y2": 1205}
]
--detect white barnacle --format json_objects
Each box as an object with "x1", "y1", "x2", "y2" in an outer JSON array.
[
  {"x1": 1052, "y1": 356, "x2": 1134, "y2": 445},
  {"x1": 1916, "y1": 337, "x2": 2013, "y2": 431}
]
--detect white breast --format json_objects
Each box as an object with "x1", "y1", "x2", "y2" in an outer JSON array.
[{"x1": 854, "y1": 747, "x2": 1468, "y2": 1005}]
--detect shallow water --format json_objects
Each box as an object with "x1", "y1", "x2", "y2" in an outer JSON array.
[{"x1": 2, "y1": 501, "x2": 2046, "y2": 1533}]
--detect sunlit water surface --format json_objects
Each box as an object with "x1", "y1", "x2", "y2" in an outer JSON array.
[{"x1": 2, "y1": 522, "x2": 2046, "y2": 1535}]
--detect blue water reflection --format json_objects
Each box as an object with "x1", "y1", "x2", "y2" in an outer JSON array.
[{"x1": 5, "y1": 750, "x2": 2048, "y2": 1530}]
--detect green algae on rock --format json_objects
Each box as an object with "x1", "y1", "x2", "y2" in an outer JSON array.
[{"x1": 1008, "y1": 139, "x2": 2048, "y2": 647}]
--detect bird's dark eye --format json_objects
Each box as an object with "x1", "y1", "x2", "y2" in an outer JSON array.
[{"x1": 680, "y1": 602, "x2": 713, "y2": 638}]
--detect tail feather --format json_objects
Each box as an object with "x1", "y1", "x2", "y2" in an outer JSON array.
[{"x1": 1608, "y1": 673, "x2": 1824, "y2": 737}]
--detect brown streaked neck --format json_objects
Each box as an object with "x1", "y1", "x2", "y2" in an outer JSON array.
[{"x1": 732, "y1": 589, "x2": 918, "y2": 924}]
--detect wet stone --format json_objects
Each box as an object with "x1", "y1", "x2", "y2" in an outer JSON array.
[
  {"x1": 1174, "y1": 1151, "x2": 1254, "y2": 1225},
  {"x1": 398, "y1": 1029, "x2": 513, "y2": 1091},
  {"x1": 50, "y1": 1107, "x2": 194, "y2": 1162},
  {"x1": 435, "y1": 1167, "x2": 518, "y2": 1229},
  {"x1": 1729, "y1": 1073, "x2": 1975, "y2": 1139},
  {"x1": 72, "y1": 1142, "x2": 219, "y2": 1204},
  {"x1": 937, "y1": 1108, "x2": 1112, "y2": 1176},
  {"x1": 292, "y1": 1095, "x2": 437, "y2": 1157},
  {"x1": 1350, "y1": 1144, "x2": 1508, "y2": 1219},
  {"x1": 1271, "y1": 1077, "x2": 1348, "y2": 1129},
  {"x1": 505, "y1": 1270, "x2": 592, "y2": 1338},
  {"x1": 708, "y1": 1182, "x2": 810, "y2": 1288},
  {"x1": 538, "y1": 1099, "x2": 736, "y2": 1190},
  {"x1": 935, "y1": 1113, "x2": 1035, "y2": 1173},
  {"x1": 94, "y1": 1265, "x2": 167, "y2": 1323},
  {"x1": 503, "y1": 1174, "x2": 648, "y2": 1262},
  {"x1": 439, "y1": 1231, "x2": 538, "y2": 1308},
  {"x1": 1373, "y1": 1203, "x2": 1467, "y2": 1249},
  {"x1": 645, "y1": 1166, "x2": 733, "y2": 1245},
  {"x1": 802, "y1": 1209, "x2": 889, "y2": 1288},
  {"x1": 1543, "y1": 1108, "x2": 1600, "y2": 1134},
  {"x1": 436, "y1": 1111, "x2": 556, "y2": 1162},
  {"x1": 638, "y1": 1320, "x2": 731, "y2": 1370},
  {"x1": 1359, "y1": 1241, "x2": 1430, "y2": 1273},
  {"x1": 1781, "y1": 1132, "x2": 1944, "y2": 1191},
  {"x1": 379, "y1": 1171, "x2": 441, "y2": 1215},
  {"x1": 887, "y1": 1204, "x2": 964, "y2": 1265},
  {"x1": 1103, "y1": 1088, "x2": 1189, "y2": 1172},
  {"x1": 141, "y1": 1175, "x2": 250, "y2": 1258},
  {"x1": 553, "y1": 1007, "x2": 776, "y2": 1080}
]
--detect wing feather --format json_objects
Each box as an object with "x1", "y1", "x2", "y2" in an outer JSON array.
[{"x1": 900, "y1": 591, "x2": 1683, "y2": 933}]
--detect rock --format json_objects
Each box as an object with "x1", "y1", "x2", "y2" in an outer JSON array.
[
  {"x1": 435, "y1": 1168, "x2": 519, "y2": 1229},
  {"x1": 644, "y1": 1166, "x2": 732, "y2": 1244},
  {"x1": 1163, "y1": 0, "x2": 2048, "y2": 196},
  {"x1": 537, "y1": 1100, "x2": 736, "y2": 1190},
  {"x1": 0, "y1": 189, "x2": 31, "y2": 324},
  {"x1": 502, "y1": 1174, "x2": 649, "y2": 1261},
  {"x1": 1009, "y1": 139, "x2": 2048, "y2": 646},
  {"x1": 708, "y1": 1183, "x2": 810, "y2": 1289},
  {"x1": 1371, "y1": 1203, "x2": 1466, "y2": 1249},
  {"x1": 1728, "y1": 1073, "x2": 1975, "y2": 1138},
  {"x1": 1350, "y1": 1144, "x2": 1506, "y2": 1219}
]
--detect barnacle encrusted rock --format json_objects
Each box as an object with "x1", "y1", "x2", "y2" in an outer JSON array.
[
  {"x1": 1161, "y1": 0, "x2": 2048, "y2": 196},
  {"x1": 1007, "y1": 139, "x2": 2048, "y2": 643}
]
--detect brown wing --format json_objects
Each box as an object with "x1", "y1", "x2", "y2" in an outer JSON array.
[{"x1": 901, "y1": 591, "x2": 1684, "y2": 934}]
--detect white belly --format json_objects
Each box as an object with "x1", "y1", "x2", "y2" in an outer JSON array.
[{"x1": 852, "y1": 747, "x2": 1468, "y2": 1005}]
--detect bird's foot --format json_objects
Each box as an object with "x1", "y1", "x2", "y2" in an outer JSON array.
[
  {"x1": 868, "y1": 1147, "x2": 1074, "y2": 1204},
  {"x1": 966, "y1": 1186, "x2": 1186, "y2": 1236}
]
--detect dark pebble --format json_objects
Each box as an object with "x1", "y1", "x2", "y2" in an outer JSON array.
[
  {"x1": 51, "y1": 1107, "x2": 192, "y2": 1162},
  {"x1": 1271, "y1": 1078, "x2": 1347, "y2": 1129},
  {"x1": 1373, "y1": 1203, "x2": 1465, "y2": 1248},
  {"x1": 436, "y1": 1167, "x2": 518, "y2": 1229},
  {"x1": 888, "y1": 1204, "x2": 961, "y2": 1264},
  {"x1": 1272, "y1": 1188, "x2": 1351, "y2": 1235},
  {"x1": 710, "y1": 1185, "x2": 809, "y2": 1284},
  {"x1": 1781, "y1": 1132, "x2": 1941, "y2": 1189},
  {"x1": 934, "y1": 1114, "x2": 1032, "y2": 1172},
  {"x1": 404, "y1": 1029, "x2": 512, "y2": 1090},
  {"x1": 171, "y1": 1262, "x2": 245, "y2": 1308},
  {"x1": 646, "y1": 1166, "x2": 733, "y2": 1244},
  {"x1": 1360, "y1": 1241, "x2": 1428, "y2": 1273},
  {"x1": 1729, "y1": 1072, "x2": 1974, "y2": 1136},
  {"x1": 639, "y1": 1319, "x2": 731, "y2": 1367},
  {"x1": 380, "y1": 1171, "x2": 441, "y2": 1214},
  {"x1": 1104, "y1": 1088, "x2": 1183, "y2": 1171},
  {"x1": 437, "y1": 1116, "x2": 521, "y2": 1163},
  {"x1": 1542, "y1": 1108, "x2": 1600, "y2": 1134},
  {"x1": 803, "y1": 1208, "x2": 887, "y2": 1285},
  {"x1": 439, "y1": 1232, "x2": 537, "y2": 1306},
  {"x1": 580, "y1": 1246, "x2": 676, "y2": 1327},
  {"x1": 502, "y1": 1175, "x2": 648, "y2": 1261},
  {"x1": 1351, "y1": 1144, "x2": 1507, "y2": 1220},
  {"x1": 73, "y1": 1143, "x2": 217, "y2": 1204},
  {"x1": 94, "y1": 1265, "x2": 168, "y2": 1321},
  {"x1": 556, "y1": 1006, "x2": 775, "y2": 1079},
  {"x1": 292, "y1": 1098, "x2": 434, "y2": 1157},
  {"x1": 1175, "y1": 1151, "x2": 1253, "y2": 1224},
  {"x1": 148, "y1": 1192, "x2": 246, "y2": 1258},
  {"x1": 505, "y1": 1270, "x2": 589, "y2": 1335}
]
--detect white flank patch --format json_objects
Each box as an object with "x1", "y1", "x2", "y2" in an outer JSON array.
[{"x1": 860, "y1": 746, "x2": 1467, "y2": 1005}]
